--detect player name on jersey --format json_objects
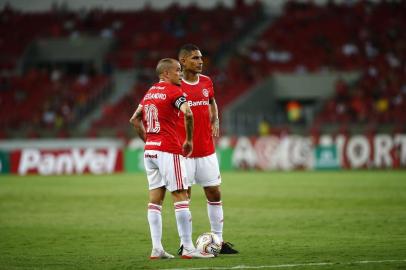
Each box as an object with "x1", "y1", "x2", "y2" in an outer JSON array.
[{"x1": 144, "y1": 93, "x2": 167, "y2": 100}]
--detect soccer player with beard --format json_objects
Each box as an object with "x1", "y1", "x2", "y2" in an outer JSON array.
[
  {"x1": 176, "y1": 44, "x2": 238, "y2": 255},
  {"x1": 130, "y1": 58, "x2": 214, "y2": 259}
]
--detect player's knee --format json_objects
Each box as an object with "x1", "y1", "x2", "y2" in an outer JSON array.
[
  {"x1": 209, "y1": 193, "x2": 221, "y2": 202},
  {"x1": 171, "y1": 189, "x2": 189, "y2": 202},
  {"x1": 149, "y1": 199, "x2": 163, "y2": 205},
  {"x1": 149, "y1": 194, "x2": 164, "y2": 205},
  {"x1": 205, "y1": 186, "x2": 221, "y2": 202},
  {"x1": 149, "y1": 187, "x2": 165, "y2": 205}
]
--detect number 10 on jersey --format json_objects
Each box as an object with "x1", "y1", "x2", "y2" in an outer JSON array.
[{"x1": 144, "y1": 104, "x2": 160, "y2": 133}]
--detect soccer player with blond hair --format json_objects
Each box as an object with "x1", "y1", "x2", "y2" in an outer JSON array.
[{"x1": 130, "y1": 58, "x2": 214, "y2": 259}]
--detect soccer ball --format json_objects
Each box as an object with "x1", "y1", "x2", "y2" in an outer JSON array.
[{"x1": 196, "y1": 232, "x2": 222, "y2": 256}]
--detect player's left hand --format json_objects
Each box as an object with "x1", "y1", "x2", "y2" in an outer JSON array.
[{"x1": 211, "y1": 118, "x2": 219, "y2": 137}]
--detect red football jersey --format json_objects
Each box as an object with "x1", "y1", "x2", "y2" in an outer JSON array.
[
  {"x1": 140, "y1": 81, "x2": 186, "y2": 154},
  {"x1": 177, "y1": 74, "x2": 215, "y2": 157}
]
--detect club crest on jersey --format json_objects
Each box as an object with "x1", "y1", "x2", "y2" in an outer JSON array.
[{"x1": 202, "y1": 88, "x2": 209, "y2": 97}]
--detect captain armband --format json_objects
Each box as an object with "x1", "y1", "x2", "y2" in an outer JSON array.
[{"x1": 174, "y1": 96, "x2": 187, "y2": 109}]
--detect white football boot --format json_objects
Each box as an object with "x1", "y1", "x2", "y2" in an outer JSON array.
[
  {"x1": 149, "y1": 248, "x2": 175, "y2": 260},
  {"x1": 181, "y1": 246, "x2": 215, "y2": 259}
]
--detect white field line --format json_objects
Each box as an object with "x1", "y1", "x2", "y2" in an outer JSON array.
[{"x1": 161, "y1": 259, "x2": 406, "y2": 270}]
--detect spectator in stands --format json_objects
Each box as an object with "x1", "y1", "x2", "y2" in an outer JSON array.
[
  {"x1": 342, "y1": 42, "x2": 359, "y2": 57},
  {"x1": 375, "y1": 97, "x2": 389, "y2": 114},
  {"x1": 286, "y1": 101, "x2": 302, "y2": 123},
  {"x1": 42, "y1": 109, "x2": 56, "y2": 128},
  {"x1": 100, "y1": 27, "x2": 114, "y2": 39},
  {"x1": 61, "y1": 102, "x2": 73, "y2": 124},
  {"x1": 51, "y1": 68, "x2": 62, "y2": 82},
  {"x1": 350, "y1": 88, "x2": 367, "y2": 122},
  {"x1": 335, "y1": 77, "x2": 349, "y2": 102},
  {"x1": 77, "y1": 73, "x2": 89, "y2": 86},
  {"x1": 258, "y1": 119, "x2": 270, "y2": 136}
]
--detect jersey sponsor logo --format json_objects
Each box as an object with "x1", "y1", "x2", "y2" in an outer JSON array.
[
  {"x1": 144, "y1": 93, "x2": 167, "y2": 101},
  {"x1": 149, "y1": 86, "x2": 165, "y2": 90},
  {"x1": 146, "y1": 141, "x2": 162, "y2": 146},
  {"x1": 145, "y1": 153, "x2": 158, "y2": 159},
  {"x1": 188, "y1": 100, "x2": 209, "y2": 107},
  {"x1": 202, "y1": 88, "x2": 209, "y2": 97}
]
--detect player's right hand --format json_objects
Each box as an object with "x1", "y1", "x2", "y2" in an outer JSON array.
[{"x1": 182, "y1": 141, "x2": 193, "y2": 157}]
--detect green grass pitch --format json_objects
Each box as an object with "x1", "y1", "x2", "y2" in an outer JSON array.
[{"x1": 0, "y1": 171, "x2": 405, "y2": 270}]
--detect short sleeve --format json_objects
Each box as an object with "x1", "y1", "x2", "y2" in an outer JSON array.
[
  {"x1": 171, "y1": 86, "x2": 187, "y2": 109},
  {"x1": 208, "y1": 78, "x2": 214, "y2": 99},
  {"x1": 140, "y1": 91, "x2": 147, "y2": 106}
]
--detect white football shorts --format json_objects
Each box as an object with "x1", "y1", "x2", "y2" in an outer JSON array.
[
  {"x1": 184, "y1": 153, "x2": 221, "y2": 187},
  {"x1": 143, "y1": 150, "x2": 188, "y2": 192}
]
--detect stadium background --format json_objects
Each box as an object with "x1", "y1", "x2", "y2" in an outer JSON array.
[
  {"x1": 0, "y1": 0, "x2": 405, "y2": 173},
  {"x1": 0, "y1": 1, "x2": 405, "y2": 269}
]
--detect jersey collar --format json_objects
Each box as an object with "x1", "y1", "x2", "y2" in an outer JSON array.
[{"x1": 182, "y1": 74, "x2": 200, "y2": 85}]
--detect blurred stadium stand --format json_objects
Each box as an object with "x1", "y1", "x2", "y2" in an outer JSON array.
[{"x1": 0, "y1": 0, "x2": 405, "y2": 139}]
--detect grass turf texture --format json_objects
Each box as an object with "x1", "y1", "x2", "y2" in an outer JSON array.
[{"x1": 0, "y1": 171, "x2": 405, "y2": 270}]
